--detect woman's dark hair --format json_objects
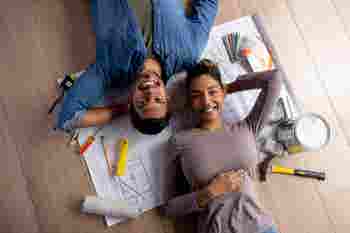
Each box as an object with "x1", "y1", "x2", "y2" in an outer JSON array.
[{"x1": 186, "y1": 59, "x2": 224, "y2": 91}]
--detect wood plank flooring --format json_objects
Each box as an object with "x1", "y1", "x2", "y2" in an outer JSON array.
[
  {"x1": 332, "y1": 0, "x2": 350, "y2": 38},
  {"x1": 0, "y1": 0, "x2": 350, "y2": 233},
  {"x1": 0, "y1": 98, "x2": 39, "y2": 233}
]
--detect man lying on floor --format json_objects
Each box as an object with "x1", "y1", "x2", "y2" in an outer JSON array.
[{"x1": 57, "y1": 0, "x2": 218, "y2": 135}]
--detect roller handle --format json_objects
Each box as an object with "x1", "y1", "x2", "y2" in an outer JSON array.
[{"x1": 294, "y1": 169, "x2": 326, "y2": 181}]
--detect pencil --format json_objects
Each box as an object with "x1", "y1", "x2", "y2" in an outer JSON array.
[
  {"x1": 230, "y1": 34, "x2": 236, "y2": 62},
  {"x1": 230, "y1": 33, "x2": 236, "y2": 60},
  {"x1": 100, "y1": 136, "x2": 113, "y2": 176},
  {"x1": 235, "y1": 32, "x2": 240, "y2": 59},
  {"x1": 223, "y1": 36, "x2": 234, "y2": 63},
  {"x1": 222, "y1": 37, "x2": 230, "y2": 62}
]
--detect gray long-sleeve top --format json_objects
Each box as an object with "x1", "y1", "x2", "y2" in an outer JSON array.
[{"x1": 164, "y1": 70, "x2": 282, "y2": 233}]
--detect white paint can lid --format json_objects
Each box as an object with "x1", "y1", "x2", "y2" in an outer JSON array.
[{"x1": 295, "y1": 113, "x2": 331, "y2": 151}]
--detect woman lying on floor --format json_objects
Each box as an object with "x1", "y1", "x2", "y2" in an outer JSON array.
[{"x1": 164, "y1": 59, "x2": 282, "y2": 233}]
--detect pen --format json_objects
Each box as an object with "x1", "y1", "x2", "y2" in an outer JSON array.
[{"x1": 100, "y1": 136, "x2": 113, "y2": 176}]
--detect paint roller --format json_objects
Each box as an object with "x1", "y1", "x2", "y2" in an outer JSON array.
[{"x1": 81, "y1": 196, "x2": 142, "y2": 219}]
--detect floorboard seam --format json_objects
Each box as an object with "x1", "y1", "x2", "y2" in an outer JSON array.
[
  {"x1": 314, "y1": 183, "x2": 337, "y2": 233},
  {"x1": 329, "y1": 0, "x2": 350, "y2": 43},
  {"x1": 284, "y1": 0, "x2": 350, "y2": 148},
  {"x1": 0, "y1": 99, "x2": 43, "y2": 233}
]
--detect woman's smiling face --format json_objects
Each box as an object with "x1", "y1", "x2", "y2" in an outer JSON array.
[{"x1": 189, "y1": 74, "x2": 226, "y2": 122}]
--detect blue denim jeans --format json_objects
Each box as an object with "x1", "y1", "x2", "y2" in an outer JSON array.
[
  {"x1": 57, "y1": 0, "x2": 218, "y2": 132},
  {"x1": 263, "y1": 226, "x2": 279, "y2": 233}
]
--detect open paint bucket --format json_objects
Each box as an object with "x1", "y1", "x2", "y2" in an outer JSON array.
[{"x1": 276, "y1": 113, "x2": 331, "y2": 154}]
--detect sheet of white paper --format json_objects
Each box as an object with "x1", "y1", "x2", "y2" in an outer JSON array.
[{"x1": 78, "y1": 115, "x2": 174, "y2": 226}]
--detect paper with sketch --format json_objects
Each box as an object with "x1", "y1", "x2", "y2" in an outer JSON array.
[
  {"x1": 78, "y1": 115, "x2": 175, "y2": 226},
  {"x1": 78, "y1": 16, "x2": 279, "y2": 227}
]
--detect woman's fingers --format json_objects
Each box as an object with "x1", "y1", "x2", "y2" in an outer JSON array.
[
  {"x1": 222, "y1": 169, "x2": 247, "y2": 191},
  {"x1": 222, "y1": 169, "x2": 247, "y2": 180},
  {"x1": 221, "y1": 170, "x2": 240, "y2": 178},
  {"x1": 228, "y1": 175, "x2": 242, "y2": 191},
  {"x1": 212, "y1": 169, "x2": 248, "y2": 195}
]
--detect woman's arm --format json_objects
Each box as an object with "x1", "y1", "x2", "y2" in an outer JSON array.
[
  {"x1": 164, "y1": 170, "x2": 243, "y2": 217},
  {"x1": 225, "y1": 70, "x2": 282, "y2": 134},
  {"x1": 164, "y1": 191, "x2": 204, "y2": 217}
]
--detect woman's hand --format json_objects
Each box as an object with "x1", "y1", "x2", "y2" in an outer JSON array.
[
  {"x1": 224, "y1": 79, "x2": 245, "y2": 94},
  {"x1": 197, "y1": 170, "x2": 246, "y2": 208},
  {"x1": 208, "y1": 169, "x2": 245, "y2": 197},
  {"x1": 224, "y1": 81, "x2": 238, "y2": 94}
]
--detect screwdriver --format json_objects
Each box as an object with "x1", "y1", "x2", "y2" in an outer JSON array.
[
  {"x1": 79, "y1": 127, "x2": 103, "y2": 156},
  {"x1": 271, "y1": 165, "x2": 326, "y2": 181}
]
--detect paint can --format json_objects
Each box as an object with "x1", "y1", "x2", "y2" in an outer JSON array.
[{"x1": 275, "y1": 113, "x2": 331, "y2": 154}]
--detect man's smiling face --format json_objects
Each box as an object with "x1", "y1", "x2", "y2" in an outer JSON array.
[{"x1": 131, "y1": 59, "x2": 168, "y2": 120}]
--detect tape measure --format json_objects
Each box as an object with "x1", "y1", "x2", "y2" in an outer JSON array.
[{"x1": 48, "y1": 73, "x2": 77, "y2": 114}]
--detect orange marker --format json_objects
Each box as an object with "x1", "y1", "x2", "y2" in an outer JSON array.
[
  {"x1": 267, "y1": 48, "x2": 273, "y2": 70},
  {"x1": 79, "y1": 127, "x2": 103, "y2": 156}
]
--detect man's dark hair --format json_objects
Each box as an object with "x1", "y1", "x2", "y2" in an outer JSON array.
[
  {"x1": 130, "y1": 103, "x2": 170, "y2": 135},
  {"x1": 186, "y1": 59, "x2": 224, "y2": 91},
  {"x1": 129, "y1": 55, "x2": 170, "y2": 135}
]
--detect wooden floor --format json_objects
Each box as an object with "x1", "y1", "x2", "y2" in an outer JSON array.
[{"x1": 1, "y1": 0, "x2": 350, "y2": 233}]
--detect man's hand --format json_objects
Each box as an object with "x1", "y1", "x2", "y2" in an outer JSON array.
[
  {"x1": 197, "y1": 170, "x2": 246, "y2": 208},
  {"x1": 77, "y1": 104, "x2": 129, "y2": 128}
]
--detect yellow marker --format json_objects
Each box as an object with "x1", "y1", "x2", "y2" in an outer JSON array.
[
  {"x1": 115, "y1": 138, "x2": 129, "y2": 176},
  {"x1": 271, "y1": 165, "x2": 294, "y2": 175}
]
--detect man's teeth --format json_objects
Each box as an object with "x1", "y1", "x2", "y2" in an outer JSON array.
[
  {"x1": 203, "y1": 105, "x2": 218, "y2": 113},
  {"x1": 142, "y1": 80, "x2": 156, "y2": 87},
  {"x1": 205, "y1": 107, "x2": 213, "y2": 112},
  {"x1": 144, "y1": 81, "x2": 154, "y2": 86}
]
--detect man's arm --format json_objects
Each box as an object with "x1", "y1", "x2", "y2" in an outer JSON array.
[
  {"x1": 57, "y1": 64, "x2": 113, "y2": 132},
  {"x1": 75, "y1": 104, "x2": 129, "y2": 128},
  {"x1": 189, "y1": 0, "x2": 218, "y2": 31}
]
